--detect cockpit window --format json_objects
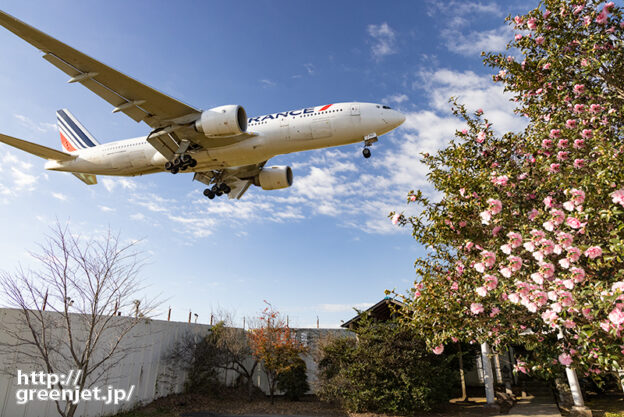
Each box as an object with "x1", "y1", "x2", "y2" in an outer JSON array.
[{"x1": 382, "y1": 105, "x2": 392, "y2": 109}]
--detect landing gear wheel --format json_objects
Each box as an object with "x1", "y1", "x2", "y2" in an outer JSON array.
[
  {"x1": 207, "y1": 192, "x2": 215, "y2": 199},
  {"x1": 171, "y1": 167, "x2": 179, "y2": 174},
  {"x1": 165, "y1": 161, "x2": 173, "y2": 170},
  {"x1": 181, "y1": 154, "x2": 191, "y2": 164},
  {"x1": 204, "y1": 188, "x2": 215, "y2": 199},
  {"x1": 216, "y1": 191, "x2": 223, "y2": 197},
  {"x1": 222, "y1": 184, "x2": 231, "y2": 194},
  {"x1": 173, "y1": 157, "x2": 181, "y2": 166},
  {"x1": 363, "y1": 148, "x2": 371, "y2": 158},
  {"x1": 211, "y1": 185, "x2": 219, "y2": 193},
  {"x1": 189, "y1": 158, "x2": 197, "y2": 168}
]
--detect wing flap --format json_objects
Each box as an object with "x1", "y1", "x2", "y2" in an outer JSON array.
[
  {"x1": 72, "y1": 172, "x2": 97, "y2": 185},
  {"x1": 0, "y1": 133, "x2": 76, "y2": 161}
]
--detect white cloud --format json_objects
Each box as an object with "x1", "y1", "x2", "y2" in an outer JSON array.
[
  {"x1": 383, "y1": 94, "x2": 409, "y2": 104},
  {"x1": 13, "y1": 114, "x2": 56, "y2": 133},
  {"x1": 130, "y1": 213, "x2": 145, "y2": 221},
  {"x1": 10, "y1": 168, "x2": 37, "y2": 189},
  {"x1": 99, "y1": 205, "x2": 115, "y2": 212},
  {"x1": 51, "y1": 192, "x2": 67, "y2": 201},
  {"x1": 101, "y1": 178, "x2": 137, "y2": 193},
  {"x1": 442, "y1": 24, "x2": 511, "y2": 56},
  {"x1": 367, "y1": 22, "x2": 397, "y2": 60},
  {"x1": 260, "y1": 79, "x2": 276, "y2": 88},
  {"x1": 304, "y1": 63, "x2": 315, "y2": 75}
]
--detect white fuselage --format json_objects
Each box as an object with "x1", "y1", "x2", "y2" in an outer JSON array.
[{"x1": 44, "y1": 102, "x2": 405, "y2": 176}]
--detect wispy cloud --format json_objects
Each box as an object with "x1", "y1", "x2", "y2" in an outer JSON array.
[
  {"x1": 304, "y1": 63, "x2": 315, "y2": 75},
  {"x1": 260, "y1": 79, "x2": 276, "y2": 88},
  {"x1": 383, "y1": 93, "x2": 409, "y2": 104},
  {"x1": 442, "y1": 24, "x2": 511, "y2": 56},
  {"x1": 51, "y1": 192, "x2": 67, "y2": 201},
  {"x1": 367, "y1": 22, "x2": 397, "y2": 60},
  {"x1": 99, "y1": 205, "x2": 116, "y2": 212},
  {"x1": 13, "y1": 114, "x2": 56, "y2": 133}
]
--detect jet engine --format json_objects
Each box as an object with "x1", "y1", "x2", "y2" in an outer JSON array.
[
  {"x1": 254, "y1": 166, "x2": 293, "y2": 190},
  {"x1": 194, "y1": 105, "x2": 247, "y2": 136}
]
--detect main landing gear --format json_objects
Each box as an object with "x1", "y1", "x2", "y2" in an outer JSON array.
[
  {"x1": 165, "y1": 154, "x2": 197, "y2": 174},
  {"x1": 362, "y1": 133, "x2": 378, "y2": 159},
  {"x1": 203, "y1": 183, "x2": 231, "y2": 199}
]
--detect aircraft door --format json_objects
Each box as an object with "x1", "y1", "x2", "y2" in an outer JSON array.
[
  {"x1": 350, "y1": 103, "x2": 360, "y2": 115},
  {"x1": 280, "y1": 117, "x2": 290, "y2": 140}
]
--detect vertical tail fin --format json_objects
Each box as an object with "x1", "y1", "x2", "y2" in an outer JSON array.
[{"x1": 56, "y1": 109, "x2": 100, "y2": 152}]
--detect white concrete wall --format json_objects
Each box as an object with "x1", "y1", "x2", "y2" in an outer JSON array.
[{"x1": 0, "y1": 308, "x2": 211, "y2": 417}]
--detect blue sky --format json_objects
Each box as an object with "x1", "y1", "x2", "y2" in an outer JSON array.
[{"x1": 0, "y1": 0, "x2": 534, "y2": 327}]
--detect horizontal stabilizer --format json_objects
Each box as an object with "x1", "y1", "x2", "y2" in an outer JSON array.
[
  {"x1": 0, "y1": 133, "x2": 76, "y2": 161},
  {"x1": 72, "y1": 172, "x2": 97, "y2": 185}
]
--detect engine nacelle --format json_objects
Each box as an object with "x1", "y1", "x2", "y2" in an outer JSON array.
[
  {"x1": 194, "y1": 105, "x2": 247, "y2": 136},
  {"x1": 254, "y1": 166, "x2": 293, "y2": 190}
]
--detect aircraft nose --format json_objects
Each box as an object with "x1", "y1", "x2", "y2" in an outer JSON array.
[{"x1": 385, "y1": 109, "x2": 406, "y2": 128}]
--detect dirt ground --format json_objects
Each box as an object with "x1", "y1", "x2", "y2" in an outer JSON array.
[{"x1": 113, "y1": 387, "x2": 624, "y2": 417}]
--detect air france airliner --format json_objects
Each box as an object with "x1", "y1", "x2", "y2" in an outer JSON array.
[{"x1": 0, "y1": 11, "x2": 405, "y2": 200}]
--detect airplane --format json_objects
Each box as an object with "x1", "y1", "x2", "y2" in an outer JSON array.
[{"x1": 0, "y1": 10, "x2": 405, "y2": 200}]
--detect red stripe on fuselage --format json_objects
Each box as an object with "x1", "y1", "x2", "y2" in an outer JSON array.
[
  {"x1": 60, "y1": 131, "x2": 76, "y2": 152},
  {"x1": 319, "y1": 104, "x2": 333, "y2": 111}
]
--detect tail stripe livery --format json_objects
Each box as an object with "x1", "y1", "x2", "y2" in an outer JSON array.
[{"x1": 56, "y1": 109, "x2": 100, "y2": 152}]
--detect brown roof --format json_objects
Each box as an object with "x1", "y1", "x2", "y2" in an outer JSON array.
[{"x1": 340, "y1": 297, "x2": 404, "y2": 328}]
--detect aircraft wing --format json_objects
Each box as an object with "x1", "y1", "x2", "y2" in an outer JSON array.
[
  {"x1": 0, "y1": 10, "x2": 201, "y2": 129},
  {"x1": 193, "y1": 162, "x2": 266, "y2": 200},
  {"x1": 0, "y1": 133, "x2": 76, "y2": 161}
]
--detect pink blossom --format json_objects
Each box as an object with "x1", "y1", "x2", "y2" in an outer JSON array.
[
  {"x1": 572, "y1": 5, "x2": 584, "y2": 14},
  {"x1": 470, "y1": 303, "x2": 484, "y2": 315},
  {"x1": 535, "y1": 36, "x2": 545, "y2": 45},
  {"x1": 501, "y1": 244, "x2": 512, "y2": 255},
  {"x1": 461, "y1": 129, "x2": 468, "y2": 134},
  {"x1": 581, "y1": 129, "x2": 593, "y2": 138},
  {"x1": 573, "y1": 159, "x2": 585, "y2": 169},
  {"x1": 543, "y1": 221, "x2": 554, "y2": 232},
  {"x1": 558, "y1": 139, "x2": 569, "y2": 148},
  {"x1": 566, "y1": 216, "x2": 581, "y2": 229},
  {"x1": 450, "y1": 281, "x2": 459, "y2": 291},
  {"x1": 559, "y1": 258, "x2": 570, "y2": 269},
  {"x1": 527, "y1": 17, "x2": 537, "y2": 30},
  {"x1": 477, "y1": 131, "x2": 486, "y2": 143},
  {"x1": 558, "y1": 353, "x2": 573, "y2": 366},
  {"x1": 480, "y1": 211, "x2": 492, "y2": 225},
  {"x1": 508, "y1": 232, "x2": 522, "y2": 248},
  {"x1": 563, "y1": 201, "x2": 574, "y2": 211},
  {"x1": 604, "y1": 2, "x2": 615, "y2": 12},
  {"x1": 557, "y1": 232, "x2": 574, "y2": 247},
  {"x1": 600, "y1": 320, "x2": 611, "y2": 332},
  {"x1": 583, "y1": 15, "x2": 592, "y2": 26},
  {"x1": 544, "y1": 196, "x2": 555, "y2": 208},
  {"x1": 573, "y1": 84, "x2": 585, "y2": 94},
  {"x1": 596, "y1": 11, "x2": 608, "y2": 25},
  {"x1": 524, "y1": 241, "x2": 536, "y2": 252},
  {"x1": 533, "y1": 251, "x2": 544, "y2": 262},
  {"x1": 508, "y1": 256, "x2": 523, "y2": 271},
  {"x1": 482, "y1": 251, "x2": 496, "y2": 267},
  {"x1": 528, "y1": 209, "x2": 540, "y2": 221},
  {"x1": 465, "y1": 241, "x2": 474, "y2": 251},
  {"x1": 500, "y1": 267, "x2": 512, "y2": 278},
  {"x1": 476, "y1": 286, "x2": 488, "y2": 297},
  {"x1": 611, "y1": 189, "x2": 624, "y2": 207},
  {"x1": 540, "y1": 262, "x2": 555, "y2": 278},
  {"x1": 474, "y1": 262, "x2": 485, "y2": 273},
  {"x1": 514, "y1": 15, "x2": 524, "y2": 25},
  {"x1": 531, "y1": 272, "x2": 544, "y2": 285},
  {"x1": 608, "y1": 307, "x2": 624, "y2": 326},
  {"x1": 565, "y1": 119, "x2": 577, "y2": 129},
  {"x1": 515, "y1": 33, "x2": 523, "y2": 41},
  {"x1": 557, "y1": 151, "x2": 569, "y2": 161},
  {"x1": 492, "y1": 175, "x2": 509, "y2": 186},
  {"x1": 612, "y1": 281, "x2": 624, "y2": 292},
  {"x1": 542, "y1": 139, "x2": 553, "y2": 148},
  {"x1": 573, "y1": 104, "x2": 585, "y2": 113},
  {"x1": 552, "y1": 302, "x2": 562, "y2": 313},
  {"x1": 570, "y1": 267, "x2": 585, "y2": 283},
  {"x1": 490, "y1": 307, "x2": 500, "y2": 317},
  {"x1": 573, "y1": 139, "x2": 584, "y2": 149},
  {"x1": 433, "y1": 344, "x2": 445, "y2": 355},
  {"x1": 549, "y1": 129, "x2": 561, "y2": 138},
  {"x1": 567, "y1": 247, "x2": 581, "y2": 262},
  {"x1": 487, "y1": 199, "x2": 502, "y2": 215},
  {"x1": 543, "y1": 10, "x2": 551, "y2": 18},
  {"x1": 391, "y1": 213, "x2": 401, "y2": 225},
  {"x1": 563, "y1": 279, "x2": 575, "y2": 290},
  {"x1": 549, "y1": 163, "x2": 560, "y2": 173},
  {"x1": 543, "y1": 63, "x2": 551, "y2": 70},
  {"x1": 570, "y1": 189, "x2": 585, "y2": 204},
  {"x1": 590, "y1": 104, "x2": 602, "y2": 113},
  {"x1": 581, "y1": 58, "x2": 589, "y2": 67},
  {"x1": 492, "y1": 226, "x2": 502, "y2": 236},
  {"x1": 584, "y1": 246, "x2": 603, "y2": 259},
  {"x1": 508, "y1": 293, "x2": 520, "y2": 304}
]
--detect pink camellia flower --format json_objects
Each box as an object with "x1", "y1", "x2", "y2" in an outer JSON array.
[
  {"x1": 608, "y1": 307, "x2": 624, "y2": 326},
  {"x1": 549, "y1": 163, "x2": 561, "y2": 173},
  {"x1": 450, "y1": 281, "x2": 459, "y2": 291},
  {"x1": 590, "y1": 104, "x2": 602, "y2": 113},
  {"x1": 433, "y1": 344, "x2": 445, "y2": 355},
  {"x1": 544, "y1": 196, "x2": 555, "y2": 208},
  {"x1": 391, "y1": 213, "x2": 401, "y2": 225},
  {"x1": 584, "y1": 246, "x2": 603, "y2": 259},
  {"x1": 572, "y1": 5, "x2": 584, "y2": 14},
  {"x1": 600, "y1": 320, "x2": 611, "y2": 332},
  {"x1": 461, "y1": 128, "x2": 468, "y2": 134},
  {"x1": 508, "y1": 256, "x2": 523, "y2": 271},
  {"x1": 465, "y1": 241, "x2": 474, "y2": 251},
  {"x1": 477, "y1": 131, "x2": 486, "y2": 143},
  {"x1": 500, "y1": 267, "x2": 512, "y2": 278},
  {"x1": 574, "y1": 104, "x2": 585, "y2": 113},
  {"x1": 524, "y1": 241, "x2": 536, "y2": 252},
  {"x1": 559, "y1": 258, "x2": 571, "y2": 269},
  {"x1": 476, "y1": 286, "x2": 488, "y2": 297},
  {"x1": 528, "y1": 209, "x2": 540, "y2": 221},
  {"x1": 542, "y1": 139, "x2": 553, "y2": 148},
  {"x1": 492, "y1": 175, "x2": 509, "y2": 186},
  {"x1": 563, "y1": 201, "x2": 575, "y2": 211},
  {"x1": 507, "y1": 232, "x2": 522, "y2": 248},
  {"x1": 565, "y1": 119, "x2": 577, "y2": 129},
  {"x1": 501, "y1": 244, "x2": 512, "y2": 255},
  {"x1": 557, "y1": 151, "x2": 569, "y2": 161},
  {"x1": 551, "y1": 302, "x2": 562, "y2": 313},
  {"x1": 566, "y1": 217, "x2": 581, "y2": 229},
  {"x1": 557, "y1": 232, "x2": 573, "y2": 247},
  {"x1": 527, "y1": 17, "x2": 537, "y2": 29},
  {"x1": 573, "y1": 139, "x2": 584, "y2": 149},
  {"x1": 470, "y1": 303, "x2": 484, "y2": 315},
  {"x1": 581, "y1": 58, "x2": 589, "y2": 67},
  {"x1": 549, "y1": 129, "x2": 561, "y2": 138},
  {"x1": 604, "y1": 2, "x2": 615, "y2": 12},
  {"x1": 573, "y1": 159, "x2": 585, "y2": 169},
  {"x1": 514, "y1": 15, "x2": 524, "y2": 25},
  {"x1": 474, "y1": 262, "x2": 485, "y2": 273},
  {"x1": 531, "y1": 272, "x2": 544, "y2": 285},
  {"x1": 492, "y1": 226, "x2": 502, "y2": 236},
  {"x1": 485, "y1": 274, "x2": 498, "y2": 289},
  {"x1": 508, "y1": 293, "x2": 520, "y2": 304},
  {"x1": 518, "y1": 172, "x2": 528, "y2": 180},
  {"x1": 480, "y1": 210, "x2": 492, "y2": 225},
  {"x1": 476, "y1": 108, "x2": 483, "y2": 115},
  {"x1": 558, "y1": 139, "x2": 569, "y2": 148},
  {"x1": 490, "y1": 307, "x2": 500, "y2": 317},
  {"x1": 570, "y1": 267, "x2": 585, "y2": 284},
  {"x1": 596, "y1": 11, "x2": 608, "y2": 24},
  {"x1": 581, "y1": 129, "x2": 593, "y2": 138},
  {"x1": 482, "y1": 251, "x2": 496, "y2": 267},
  {"x1": 573, "y1": 84, "x2": 585, "y2": 94},
  {"x1": 612, "y1": 281, "x2": 624, "y2": 292},
  {"x1": 569, "y1": 189, "x2": 585, "y2": 204},
  {"x1": 551, "y1": 209, "x2": 565, "y2": 225},
  {"x1": 558, "y1": 353, "x2": 573, "y2": 366},
  {"x1": 543, "y1": 221, "x2": 554, "y2": 232},
  {"x1": 611, "y1": 189, "x2": 624, "y2": 207},
  {"x1": 515, "y1": 33, "x2": 523, "y2": 41},
  {"x1": 563, "y1": 279, "x2": 574, "y2": 290},
  {"x1": 535, "y1": 36, "x2": 545, "y2": 45},
  {"x1": 543, "y1": 62, "x2": 551, "y2": 70},
  {"x1": 488, "y1": 198, "x2": 502, "y2": 215},
  {"x1": 567, "y1": 247, "x2": 581, "y2": 262}
]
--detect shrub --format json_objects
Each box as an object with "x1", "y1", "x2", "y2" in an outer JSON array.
[
  {"x1": 276, "y1": 356, "x2": 310, "y2": 400},
  {"x1": 317, "y1": 318, "x2": 458, "y2": 414}
]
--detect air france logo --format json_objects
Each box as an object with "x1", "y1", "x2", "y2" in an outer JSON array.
[{"x1": 248, "y1": 104, "x2": 333, "y2": 123}]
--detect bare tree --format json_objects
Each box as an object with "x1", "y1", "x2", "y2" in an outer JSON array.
[{"x1": 0, "y1": 222, "x2": 157, "y2": 417}]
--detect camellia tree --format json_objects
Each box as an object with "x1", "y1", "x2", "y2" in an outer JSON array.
[{"x1": 392, "y1": 0, "x2": 624, "y2": 385}]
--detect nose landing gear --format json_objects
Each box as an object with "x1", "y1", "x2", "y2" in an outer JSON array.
[{"x1": 362, "y1": 133, "x2": 378, "y2": 159}]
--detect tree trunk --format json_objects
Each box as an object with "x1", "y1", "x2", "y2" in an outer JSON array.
[{"x1": 458, "y1": 343, "x2": 467, "y2": 401}]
